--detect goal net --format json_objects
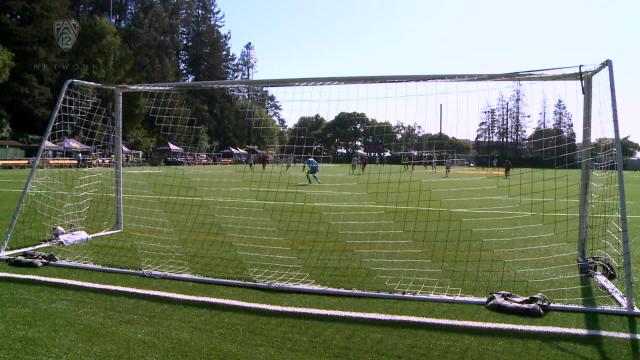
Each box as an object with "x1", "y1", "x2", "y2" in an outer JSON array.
[{"x1": 2, "y1": 61, "x2": 634, "y2": 313}]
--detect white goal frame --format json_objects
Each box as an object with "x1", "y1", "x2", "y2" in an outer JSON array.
[{"x1": 1, "y1": 60, "x2": 635, "y2": 314}]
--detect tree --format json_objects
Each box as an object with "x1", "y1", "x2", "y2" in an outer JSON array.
[
  {"x1": 495, "y1": 93, "x2": 509, "y2": 157},
  {"x1": 0, "y1": 0, "x2": 71, "y2": 135},
  {"x1": 393, "y1": 122, "x2": 422, "y2": 153},
  {"x1": 0, "y1": 45, "x2": 14, "y2": 83},
  {"x1": 551, "y1": 98, "x2": 576, "y2": 164},
  {"x1": 322, "y1": 112, "x2": 370, "y2": 154},
  {"x1": 475, "y1": 102, "x2": 498, "y2": 156},
  {"x1": 552, "y1": 99, "x2": 575, "y2": 142},
  {"x1": 66, "y1": 16, "x2": 130, "y2": 83},
  {"x1": 527, "y1": 127, "x2": 565, "y2": 162},
  {"x1": 124, "y1": 0, "x2": 182, "y2": 83},
  {"x1": 180, "y1": 0, "x2": 234, "y2": 81},
  {"x1": 362, "y1": 120, "x2": 394, "y2": 154},
  {"x1": 593, "y1": 136, "x2": 640, "y2": 159},
  {"x1": 236, "y1": 42, "x2": 257, "y2": 79},
  {"x1": 0, "y1": 46, "x2": 15, "y2": 139},
  {"x1": 508, "y1": 84, "x2": 528, "y2": 157},
  {"x1": 537, "y1": 97, "x2": 550, "y2": 130},
  {"x1": 622, "y1": 136, "x2": 640, "y2": 158}
]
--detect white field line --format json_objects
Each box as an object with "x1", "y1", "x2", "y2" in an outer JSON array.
[
  {"x1": 363, "y1": 259, "x2": 432, "y2": 263},
  {"x1": 226, "y1": 233, "x2": 283, "y2": 241},
  {"x1": 473, "y1": 224, "x2": 543, "y2": 232},
  {"x1": 504, "y1": 251, "x2": 577, "y2": 263},
  {"x1": 210, "y1": 205, "x2": 264, "y2": 211},
  {"x1": 483, "y1": 233, "x2": 555, "y2": 242},
  {"x1": 370, "y1": 267, "x2": 440, "y2": 272},
  {"x1": 463, "y1": 214, "x2": 532, "y2": 221},
  {"x1": 443, "y1": 195, "x2": 632, "y2": 204},
  {"x1": 238, "y1": 252, "x2": 296, "y2": 260},
  {"x1": 123, "y1": 170, "x2": 163, "y2": 173},
  {"x1": 148, "y1": 193, "x2": 637, "y2": 218},
  {"x1": 221, "y1": 224, "x2": 277, "y2": 231},
  {"x1": 323, "y1": 211, "x2": 385, "y2": 215},
  {"x1": 422, "y1": 177, "x2": 492, "y2": 182},
  {"x1": 355, "y1": 249, "x2": 422, "y2": 253},
  {"x1": 0, "y1": 189, "x2": 637, "y2": 218},
  {"x1": 216, "y1": 214, "x2": 271, "y2": 221},
  {"x1": 346, "y1": 240, "x2": 412, "y2": 244},
  {"x1": 331, "y1": 221, "x2": 393, "y2": 224},
  {"x1": 312, "y1": 183, "x2": 359, "y2": 186},
  {"x1": 12, "y1": 265, "x2": 640, "y2": 343},
  {"x1": 229, "y1": 187, "x2": 366, "y2": 196},
  {"x1": 493, "y1": 243, "x2": 567, "y2": 253},
  {"x1": 431, "y1": 186, "x2": 497, "y2": 192},
  {"x1": 340, "y1": 230, "x2": 403, "y2": 234},
  {"x1": 233, "y1": 243, "x2": 291, "y2": 251}
]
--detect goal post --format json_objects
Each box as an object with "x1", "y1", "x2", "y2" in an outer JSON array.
[
  {"x1": 2, "y1": 61, "x2": 635, "y2": 314},
  {"x1": 2, "y1": 80, "x2": 124, "y2": 255}
]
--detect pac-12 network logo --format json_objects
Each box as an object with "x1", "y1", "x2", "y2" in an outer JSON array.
[{"x1": 53, "y1": 19, "x2": 79, "y2": 52}]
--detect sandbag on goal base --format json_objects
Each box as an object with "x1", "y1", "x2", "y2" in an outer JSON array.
[
  {"x1": 6, "y1": 251, "x2": 59, "y2": 268},
  {"x1": 486, "y1": 291, "x2": 551, "y2": 317}
]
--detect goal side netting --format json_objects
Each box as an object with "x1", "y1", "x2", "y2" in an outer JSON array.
[{"x1": 1, "y1": 61, "x2": 634, "y2": 313}]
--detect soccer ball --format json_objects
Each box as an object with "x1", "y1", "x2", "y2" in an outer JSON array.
[{"x1": 53, "y1": 226, "x2": 66, "y2": 237}]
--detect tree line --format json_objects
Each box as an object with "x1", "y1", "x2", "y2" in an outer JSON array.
[
  {"x1": 0, "y1": 0, "x2": 267, "y2": 152},
  {"x1": 0, "y1": 1, "x2": 637, "y2": 161},
  {"x1": 475, "y1": 85, "x2": 638, "y2": 165},
  {"x1": 285, "y1": 112, "x2": 472, "y2": 158}
]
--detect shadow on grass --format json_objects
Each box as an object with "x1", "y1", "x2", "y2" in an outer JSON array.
[
  {"x1": 3, "y1": 275, "x2": 638, "y2": 358},
  {"x1": 628, "y1": 313, "x2": 639, "y2": 356},
  {"x1": 579, "y1": 273, "x2": 608, "y2": 359},
  {"x1": 578, "y1": 272, "x2": 640, "y2": 359}
]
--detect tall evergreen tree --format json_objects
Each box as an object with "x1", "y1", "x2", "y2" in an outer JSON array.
[
  {"x1": 123, "y1": 0, "x2": 181, "y2": 83},
  {"x1": 508, "y1": 83, "x2": 528, "y2": 157},
  {"x1": 0, "y1": 0, "x2": 71, "y2": 135},
  {"x1": 537, "y1": 97, "x2": 550, "y2": 130},
  {"x1": 495, "y1": 93, "x2": 509, "y2": 157},
  {"x1": 552, "y1": 99, "x2": 575, "y2": 142},
  {"x1": 181, "y1": 0, "x2": 234, "y2": 81},
  {"x1": 237, "y1": 42, "x2": 257, "y2": 80},
  {"x1": 475, "y1": 102, "x2": 497, "y2": 156},
  {"x1": 551, "y1": 98, "x2": 577, "y2": 165}
]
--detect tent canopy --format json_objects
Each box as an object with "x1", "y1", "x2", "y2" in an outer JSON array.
[
  {"x1": 245, "y1": 146, "x2": 264, "y2": 155},
  {"x1": 156, "y1": 141, "x2": 184, "y2": 153},
  {"x1": 223, "y1": 147, "x2": 247, "y2": 154},
  {"x1": 123, "y1": 144, "x2": 143, "y2": 155},
  {"x1": 58, "y1": 138, "x2": 91, "y2": 151},
  {"x1": 43, "y1": 140, "x2": 63, "y2": 151}
]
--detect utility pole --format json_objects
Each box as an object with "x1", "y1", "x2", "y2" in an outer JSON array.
[{"x1": 439, "y1": 104, "x2": 443, "y2": 134}]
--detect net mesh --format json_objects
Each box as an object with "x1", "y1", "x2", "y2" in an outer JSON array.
[{"x1": 3, "y1": 64, "x2": 630, "y2": 308}]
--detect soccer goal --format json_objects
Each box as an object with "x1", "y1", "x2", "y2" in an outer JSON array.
[{"x1": 2, "y1": 60, "x2": 634, "y2": 314}]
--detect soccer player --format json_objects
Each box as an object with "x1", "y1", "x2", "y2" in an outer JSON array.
[
  {"x1": 504, "y1": 160, "x2": 512, "y2": 178},
  {"x1": 248, "y1": 154, "x2": 255, "y2": 171},
  {"x1": 403, "y1": 155, "x2": 409, "y2": 171},
  {"x1": 286, "y1": 155, "x2": 293, "y2": 171},
  {"x1": 361, "y1": 154, "x2": 368, "y2": 172},
  {"x1": 351, "y1": 154, "x2": 359, "y2": 174},
  {"x1": 445, "y1": 159, "x2": 451, "y2": 177},
  {"x1": 261, "y1": 153, "x2": 269, "y2": 170},
  {"x1": 303, "y1": 156, "x2": 320, "y2": 184}
]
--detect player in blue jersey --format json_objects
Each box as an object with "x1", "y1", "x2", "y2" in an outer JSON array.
[{"x1": 302, "y1": 156, "x2": 320, "y2": 184}]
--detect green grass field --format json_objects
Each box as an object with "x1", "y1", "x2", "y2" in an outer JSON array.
[{"x1": 1, "y1": 164, "x2": 640, "y2": 359}]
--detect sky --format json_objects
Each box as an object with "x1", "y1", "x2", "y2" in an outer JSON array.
[{"x1": 218, "y1": 0, "x2": 639, "y2": 142}]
